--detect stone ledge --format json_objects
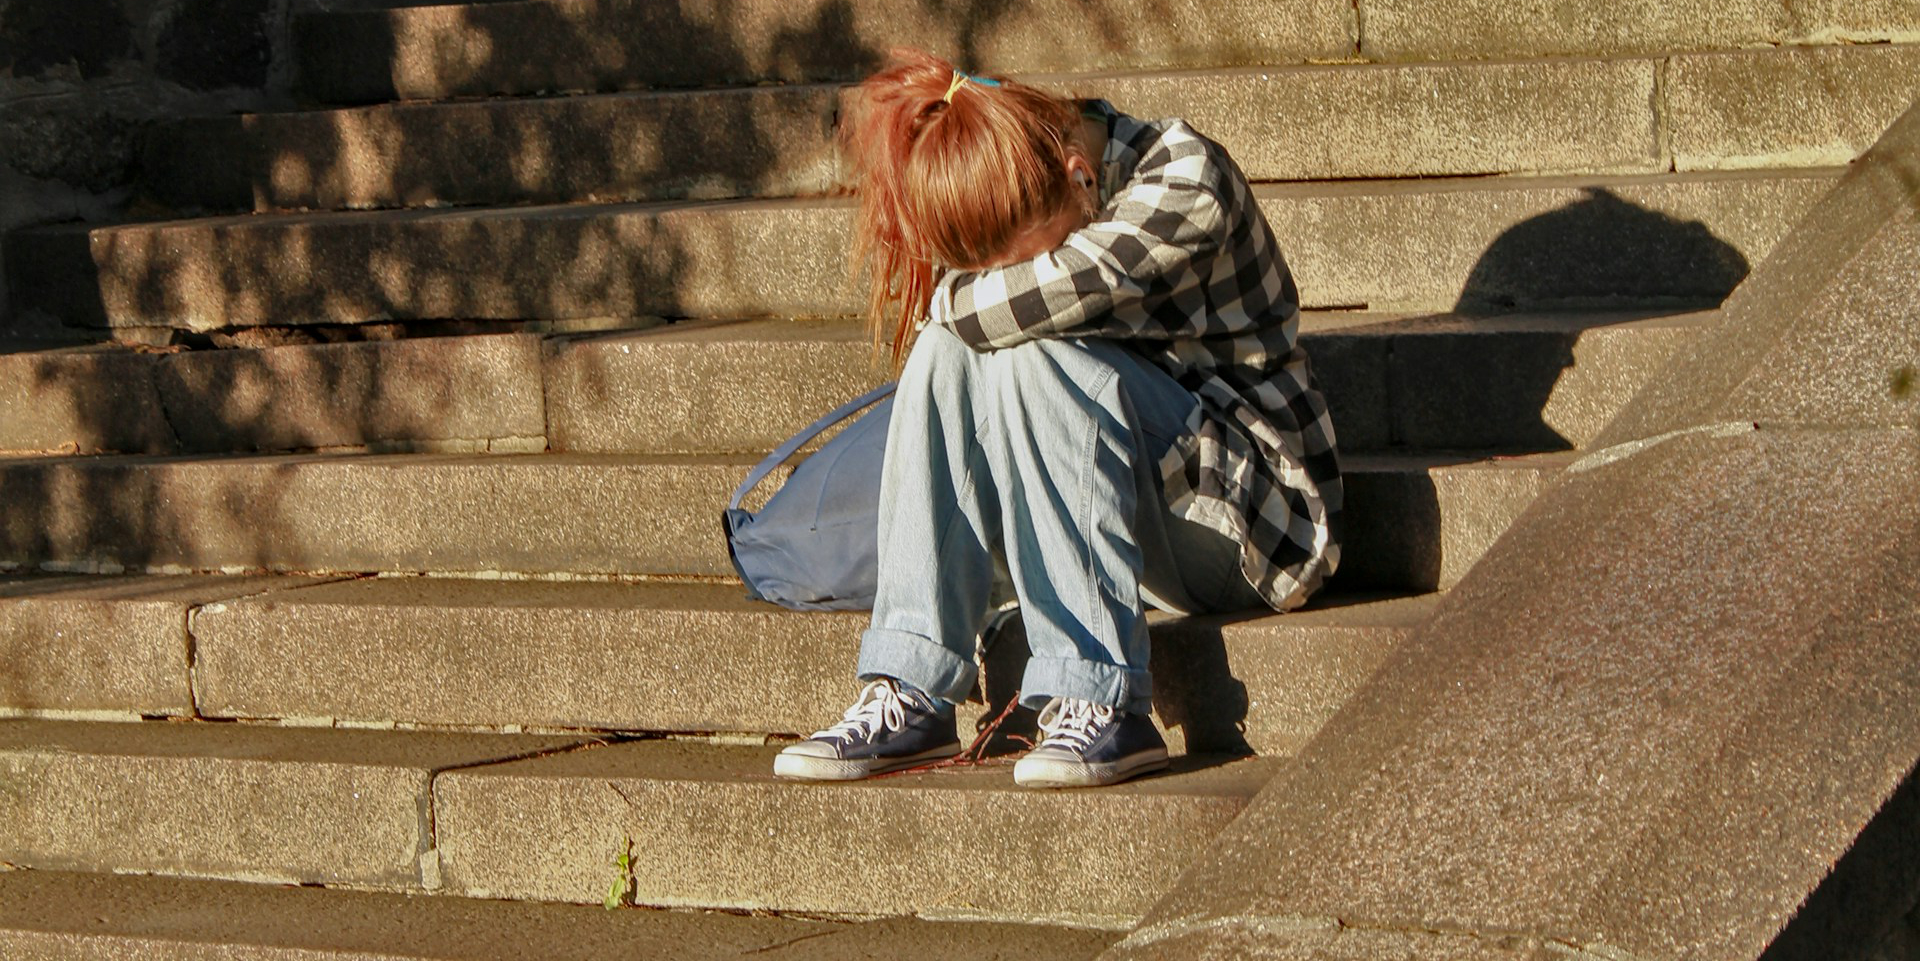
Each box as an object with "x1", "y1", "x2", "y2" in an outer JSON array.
[
  {"x1": 433, "y1": 738, "x2": 1275, "y2": 923},
  {"x1": 292, "y1": 0, "x2": 1357, "y2": 103},
  {"x1": 0, "y1": 869, "x2": 1122, "y2": 961},
  {"x1": 0, "y1": 449, "x2": 1564, "y2": 591},
  {"x1": 0, "y1": 719, "x2": 591, "y2": 889},
  {"x1": 5, "y1": 170, "x2": 1838, "y2": 329}
]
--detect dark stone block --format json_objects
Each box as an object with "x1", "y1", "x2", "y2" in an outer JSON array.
[
  {"x1": 0, "y1": 0, "x2": 134, "y2": 80},
  {"x1": 0, "y1": 96, "x2": 141, "y2": 191},
  {"x1": 154, "y1": 0, "x2": 273, "y2": 91}
]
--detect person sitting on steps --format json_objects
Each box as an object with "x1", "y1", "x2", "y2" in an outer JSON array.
[{"x1": 774, "y1": 49, "x2": 1342, "y2": 789}]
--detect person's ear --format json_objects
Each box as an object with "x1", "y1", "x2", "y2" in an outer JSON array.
[{"x1": 1065, "y1": 154, "x2": 1095, "y2": 188}]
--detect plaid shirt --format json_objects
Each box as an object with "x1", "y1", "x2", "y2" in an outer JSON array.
[{"x1": 927, "y1": 102, "x2": 1342, "y2": 611}]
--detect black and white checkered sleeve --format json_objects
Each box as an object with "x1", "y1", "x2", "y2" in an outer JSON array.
[{"x1": 936, "y1": 137, "x2": 1230, "y2": 351}]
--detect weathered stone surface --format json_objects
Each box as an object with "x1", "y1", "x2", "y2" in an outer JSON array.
[
  {"x1": 1599, "y1": 98, "x2": 1920, "y2": 444},
  {"x1": 5, "y1": 196, "x2": 858, "y2": 330},
  {"x1": 0, "y1": 344, "x2": 172, "y2": 454},
  {"x1": 145, "y1": 83, "x2": 842, "y2": 213},
  {"x1": 154, "y1": 333, "x2": 547, "y2": 453},
  {"x1": 0, "y1": 869, "x2": 1121, "y2": 961},
  {"x1": 1108, "y1": 100, "x2": 1920, "y2": 961},
  {"x1": 0, "y1": 450, "x2": 763, "y2": 577},
  {"x1": 294, "y1": 0, "x2": 1355, "y2": 103},
  {"x1": 153, "y1": 57, "x2": 1682, "y2": 214},
  {"x1": 1149, "y1": 594, "x2": 1434, "y2": 757},
  {"x1": 435, "y1": 739, "x2": 1273, "y2": 923},
  {"x1": 0, "y1": 0, "x2": 133, "y2": 81},
  {"x1": 188, "y1": 574, "x2": 1428, "y2": 754},
  {"x1": 9, "y1": 170, "x2": 1831, "y2": 329},
  {"x1": 151, "y1": 0, "x2": 275, "y2": 92},
  {"x1": 1108, "y1": 427, "x2": 1920, "y2": 961},
  {"x1": 0, "y1": 719, "x2": 588, "y2": 887},
  {"x1": 1333, "y1": 451, "x2": 1566, "y2": 590},
  {"x1": 1063, "y1": 58, "x2": 1659, "y2": 182},
  {"x1": 0, "y1": 572, "x2": 336, "y2": 716},
  {"x1": 1356, "y1": 0, "x2": 1920, "y2": 61},
  {"x1": 1668, "y1": 44, "x2": 1920, "y2": 172},
  {"x1": 192, "y1": 576, "x2": 870, "y2": 734},
  {"x1": 1278, "y1": 170, "x2": 1834, "y2": 313},
  {"x1": 546, "y1": 306, "x2": 1697, "y2": 456},
  {"x1": 545, "y1": 320, "x2": 883, "y2": 454},
  {"x1": 0, "y1": 449, "x2": 1549, "y2": 589},
  {"x1": 1379, "y1": 312, "x2": 1702, "y2": 450}
]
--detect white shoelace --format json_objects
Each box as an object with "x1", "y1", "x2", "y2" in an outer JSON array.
[
  {"x1": 811, "y1": 679, "x2": 913, "y2": 743},
  {"x1": 1035, "y1": 697, "x2": 1114, "y2": 752}
]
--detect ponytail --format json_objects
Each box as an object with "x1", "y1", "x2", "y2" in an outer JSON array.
[{"x1": 842, "y1": 49, "x2": 1084, "y2": 367}]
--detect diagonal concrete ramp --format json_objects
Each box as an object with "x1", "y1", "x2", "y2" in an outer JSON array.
[{"x1": 1100, "y1": 98, "x2": 1920, "y2": 960}]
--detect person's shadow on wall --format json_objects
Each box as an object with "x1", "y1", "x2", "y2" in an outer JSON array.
[
  {"x1": 1454, "y1": 186, "x2": 1752, "y2": 315},
  {"x1": 1141, "y1": 188, "x2": 1755, "y2": 760}
]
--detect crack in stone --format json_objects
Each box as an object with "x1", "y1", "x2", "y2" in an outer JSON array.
[
  {"x1": 418, "y1": 737, "x2": 620, "y2": 890},
  {"x1": 182, "y1": 573, "x2": 361, "y2": 719}
]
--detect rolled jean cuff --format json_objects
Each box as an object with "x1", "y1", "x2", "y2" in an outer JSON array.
[
  {"x1": 856, "y1": 627, "x2": 976, "y2": 707},
  {"x1": 1019, "y1": 655, "x2": 1154, "y2": 715}
]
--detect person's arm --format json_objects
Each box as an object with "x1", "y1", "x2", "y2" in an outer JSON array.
[{"x1": 936, "y1": 130, "x2": 1232, "y2": 351}]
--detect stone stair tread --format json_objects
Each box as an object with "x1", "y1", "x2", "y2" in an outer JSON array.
[
  {"x1": 0, "y1": 446, "x2": 1562, "y2": 590},
  {"x1": 152, "y1": 43, "x2": 1920, "y2": 215},
  {"x1": 8, "y1": 168, "x2": 1840, "y2": 330},
  {"x1": 0, "y1": 717, "x2": 1273, "y2": 923},
  {"x1": 0, "y1": 713, "x2": 587, "y2": 766},
  {"x1": 0, "y1": 869, "x2": 1120, "y2": 961},
  {"x1": 3, "y1": 567, "x2": 1435, "y2": 755},
  {"x1": 291, "y1": 0, "x2": 1356, "y2": 103},
  {"x1": 0, "y1": 309, "x2": 1706, "y2": 457},
  {"x1": 287, "y1": 0, "x2": 1918, "y2": 103},
  {"x1": 57, "y1": 166, "x2": 1835, "y2": 233},
  {"x1": 431, "y1": 737, "x2": 1275, "y2": 921}
]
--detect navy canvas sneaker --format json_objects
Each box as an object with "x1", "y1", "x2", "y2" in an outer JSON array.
[
  {"x1": 774, "y1": 678, "x2": 962, "y2": 780},
  {"x1": 1013, "y1": 697, "x2": 1169, "y2": 788}
]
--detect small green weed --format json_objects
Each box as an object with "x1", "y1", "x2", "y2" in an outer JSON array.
[{"x1": 603, "y1": 835, "x2": 635, "y2": 910}]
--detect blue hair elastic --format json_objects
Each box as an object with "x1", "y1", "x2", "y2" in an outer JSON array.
[{"x1": 942, "y1": 70, "x2": 1001, "y2": 102}]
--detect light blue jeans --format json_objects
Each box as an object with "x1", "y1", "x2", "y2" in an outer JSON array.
[{"x1": 855, "y1": 324, "x2": 1263, "y2": 716}]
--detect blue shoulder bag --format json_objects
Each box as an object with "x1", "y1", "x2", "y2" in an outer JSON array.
[{"x1": 720, "y1": 383, "x2": 895, "y2": 611}]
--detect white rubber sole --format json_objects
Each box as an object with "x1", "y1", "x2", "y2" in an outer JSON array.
[
  {"x1": 772, "y1": 742, "x2": 962, "y2": 781},
  {"x1": 1012, "y1": 747, "x2": 1170, "y2": 789}
]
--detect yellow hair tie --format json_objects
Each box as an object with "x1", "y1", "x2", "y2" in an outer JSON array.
[{"x1": 941, "y1": 71, "x2": 969, "y2": 103}]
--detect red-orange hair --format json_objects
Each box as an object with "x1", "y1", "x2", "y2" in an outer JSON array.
[{"x1": 842, "y1": 49, "x2": 1087, "y2": 366}]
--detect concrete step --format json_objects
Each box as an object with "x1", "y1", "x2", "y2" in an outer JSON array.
[
  {"x1": 432, "y1": 737, "x2": 1276, "y2": 924},
  {"x1": 0, "y1": 332, "x2": 548, "y2": 457},
  {"x1": 148, "y1": 45, "x2": 1920, "y2": 214},
  {"x1": 0, "y1": 448, "x2": 1569, "y2": 591},
  {"x1": 0, "y1": 719, "x2": 591, "y2": 890},
  {"x1": 2, "y1": 312, "x2": 1702, "y2": 458},
  {"x1": 0, "y1": 570, "x2": 1435, "y2": 756},
  {"x1": 287, "y1": 0, "x2": 1919, "y2": 104},
  {"x1": 0, "y1": 719, "x2": 1275, "y2": 924},
  {"x1": 547, "y1": 312, "x2": 1703, "y2": 455},
  {"x1": 0, "y1": 870, "x2": 1121, "y2": 960},
  {"x1": 1355, "y1": 0, "x2": 1916, "y2": 62},
  {"x1": 8, "y1": 169, "x2": 1838, "y2": 332},
  {"x1": 291, "y1": 0, "x2": 1358, "y2": 103}
]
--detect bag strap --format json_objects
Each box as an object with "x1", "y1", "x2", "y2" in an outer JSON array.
[{"x1": 728, "y1": 382, "x2": 898, "y2": 510}]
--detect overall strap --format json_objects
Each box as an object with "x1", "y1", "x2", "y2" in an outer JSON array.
[{"x1": 728, "y1": 382, "x2": 898, "y2": 510}]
